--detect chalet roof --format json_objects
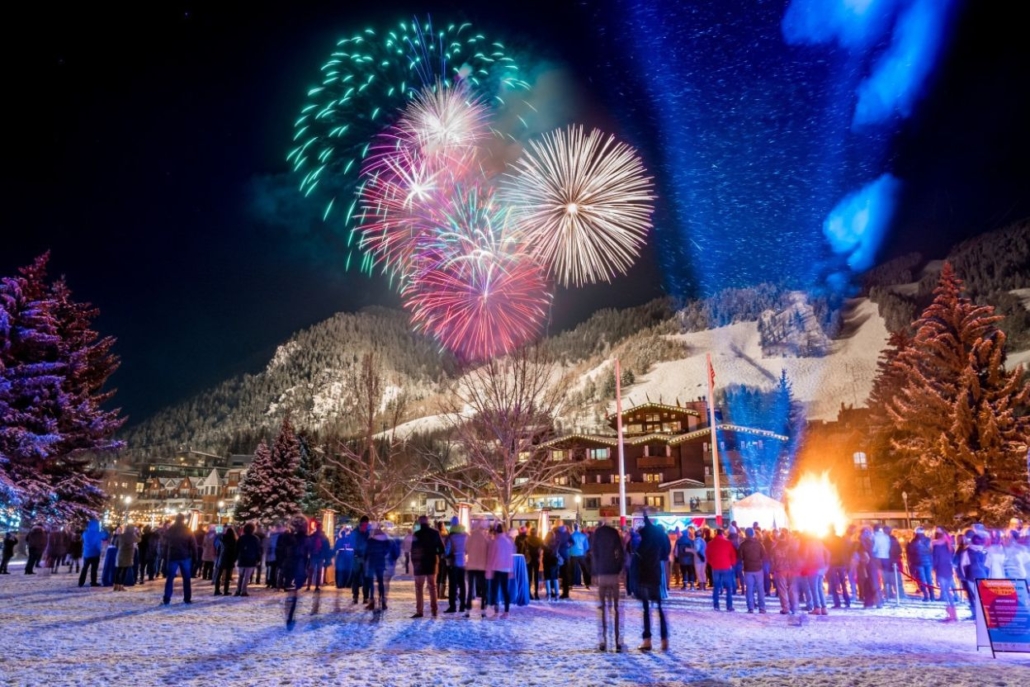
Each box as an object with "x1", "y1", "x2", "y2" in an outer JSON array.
[
  {"x1": 658, "y1": 477, "x2": 706, "y2": 490},
  {"x1": 542, "y1": 424, "x2": 788, "y2": 449},
  {"x1": 606, "y1": 401, "x2": 701, "y2": 421},
  {"x1": 199, "y1": 468, "x2": 223, "y2": 488}
]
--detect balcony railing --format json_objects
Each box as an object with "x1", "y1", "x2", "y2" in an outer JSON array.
[{"x1": 638, "y1": 456, "x2": 676, "y2": 469}]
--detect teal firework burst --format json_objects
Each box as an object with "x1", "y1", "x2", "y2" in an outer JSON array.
[{"x1": 287, "y1": 17, "x2": 529, "y2": 274}]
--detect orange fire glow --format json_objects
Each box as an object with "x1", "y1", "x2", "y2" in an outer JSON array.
[{"x1": 786, "y1": 471, "x2": 848, "y2": 537}]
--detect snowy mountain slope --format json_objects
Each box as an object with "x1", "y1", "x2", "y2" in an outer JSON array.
[{"x1": 612, "y1": 298, "x2": 888, "y2": 422}]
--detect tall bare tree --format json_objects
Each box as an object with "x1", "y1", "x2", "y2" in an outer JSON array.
[
  {"x1": 320, "y1": 351, "x2": 421, "y2": 522},
  {"x1": 423, "y1": 346, "x2": 583, "y2": 527}
]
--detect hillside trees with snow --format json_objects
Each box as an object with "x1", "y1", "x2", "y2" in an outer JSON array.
[
  {"x1": 320, "y1": 351, "x2": 421, "y2": 522},
  {"x1": 872, "y1": 263, "x2": 1030, "y2": 525}
]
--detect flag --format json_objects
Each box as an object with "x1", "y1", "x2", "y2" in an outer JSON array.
[{"x1": 707, "y1": 354, "x2": 716, "y2": 389}]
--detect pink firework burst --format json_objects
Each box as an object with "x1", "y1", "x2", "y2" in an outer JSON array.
[
  {"x1": 402, "y1": 184, "x2": 552, "y2": 360},
  {"x1": 356, "y1": 84, "x2": 491, "y2": 279},
  {"x1": 405, "y1": 252, "x2": 552, "y2": 361}
]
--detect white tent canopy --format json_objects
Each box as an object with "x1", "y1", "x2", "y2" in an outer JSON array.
[{"x1": 731, "y1": 493, "x2": 788, "y2": 530}]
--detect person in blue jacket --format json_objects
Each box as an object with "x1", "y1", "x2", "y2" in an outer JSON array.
[
  {"x1": 334, "y1": 527, "x2": 354, "y2": 589},
  {"x1": 78, "y1": 520, "x2": 104, "y2": 587}
]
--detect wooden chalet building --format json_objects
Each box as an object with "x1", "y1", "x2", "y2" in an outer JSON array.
[{"x1": 542, "y1": 400, "x2": 788, "y2": 524}]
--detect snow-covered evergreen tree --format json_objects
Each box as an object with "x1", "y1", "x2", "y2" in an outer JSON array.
[
  {"x1": 233, "y1": 417, "x2": 305, "y2": 524},
  {"x1": 0, "y1": 254, "x2": 123, "y2": 522},
  {"x1": 234, "y1": 439, "x2": 270, "y2": 522},
  {"x1": 882, "y1": 263, "x2": 1029, "y2": 525}
]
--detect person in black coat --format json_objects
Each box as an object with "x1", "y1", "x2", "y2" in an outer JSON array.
[
  {"x1": 591, "y1": 520, "x2": 626, "y2": 652},
  {"x1": 234, "y1": 523, "x2": 262, "y2": 597},
  {"x1": 635, "y1": 515, "x2": 671, "y2": 652},
  {"x1": 162, "y1": 514, "x2": 198, "y2": 605},
  {"x1": 213, "y1": 526, "x2": 238, "y2": 596},
  {"x1": 410, "y1": 515, "x2": 444, "y2": 618},
  {"x1": 1, "y1": 531, "x2": 17, "y2": 574},
  {"x1": 279, "y1": 514, "x2": 311, "y2": 630}
]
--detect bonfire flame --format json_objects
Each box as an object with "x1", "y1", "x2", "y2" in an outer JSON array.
[{"x1": 786, "y1": 471, "x2": 848, "y2": 538}]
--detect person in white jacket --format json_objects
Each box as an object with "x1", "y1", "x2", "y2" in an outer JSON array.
[
  {"x1": 485, "y1": 524, "x2": 515, "y2": 619},
  {"x1": 464, "y1": 523, "x2": 490, "y2": 618}
]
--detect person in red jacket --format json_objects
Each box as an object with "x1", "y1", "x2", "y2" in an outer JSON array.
[{"x1": 707, "y1": 528, "x2": 738, "y2": 611}]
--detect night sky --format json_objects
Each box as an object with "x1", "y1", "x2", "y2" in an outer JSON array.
[{"x1": 3, "y1": 1, "x2": 1028, "y2": 424}]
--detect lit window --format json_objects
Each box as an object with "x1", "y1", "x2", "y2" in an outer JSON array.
[
  {"x1": 551, "y1": 450, "x2": 566, "y2": 462},
  {"x1": 518, "y1": 451, "x2": 531, "y2": 463},
  {"x1": 645, "y1": 496, "x2": 664, "y2": 508},
  {"x1": 588, "y1": 448, "x2": 610, "y2": 460},
  {"x1": 853, "y1": 452, "x2": 868, "y2": 470},
  {"x1": 554, "y1": 476, "x2": 569, "y2": 486}
]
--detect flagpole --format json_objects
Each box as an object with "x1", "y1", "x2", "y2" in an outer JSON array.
[
  {"x1": 706, "y1": 353, "x2": 722, "y2": 526},
  {"x1": 615, "y1": 358, "x2": 627, "y2": 529}
]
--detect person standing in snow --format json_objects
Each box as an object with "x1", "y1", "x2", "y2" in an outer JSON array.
[
  {"x1": 201, "y1": 525, "x2": 217, "y2": 581},
  {"x1": 350, "y1": 516, "x2": 372, "y2": 605},
  {"x1": 707, "y1": 528, "x2": 737, "y2": 612},
  {"x1": 739, "y1": 527, "x2": 767, "y2": 614},
  {"x1": 932, "y1": 530, "x2": 957, "y2": 622},
  {"x1": 410, "y1": 515, "x2": 444, "y2": 619},
  {"x1": 485, "y1": 523, "x2": 514, "y2": 619},
  {"x1": 570, "y1": 523, "x2": 592, "y2": 589},
  {"x1": 542, "y1": 526, "x2": 563, "y2": 602},
  {"x1": 364, "y1": 526, "x2": 396, "y2": 611},
  {"x1": 634, "y1": 515, "x2": 671, "y2": 651},
  {"x1": 264, "y1": 524, "x2": 280, "y2": 589},
  {"x1": 1, "y1": 530, "x2": 17, "y2": 574},
  {"x1": 280, "y1": 514, "x2": 311, "y2": 629},
  {"x1": 556, "y1": 524, "x2": 573, "y2": 599},
  {"x1": 213, "y1": 525, "x2": 237, "y2": 596},
  {"x1": 305, "y1": 521, "x2": 331, "y2": 591},
  {"x1": 464, "y1": 522, "x2": 490, "y2": 617},
  {"x1": 235, "y1": 522, "x2": 262, "y2": 597},
  {"x1": 114, "y1": 524, "x2": 139, "y2": 591},
  {"x1": 401, "y1": 529, "x2": 413, "y2": 575},
  {"x1": 443, "y1": 517, "x2": 468, "y2": 614},
  {"x1": 161, "y1": 514, "x2": 197, "y2": 605},
  {"x1": 591, "y1": 518, "x2": 626, "y2": 652},
  {"x1": 525, "y1": 526, "x2": 543, "y2": 600},
  {"x1": 333, "y1": 527, "x2": 353, "y2": 590}
]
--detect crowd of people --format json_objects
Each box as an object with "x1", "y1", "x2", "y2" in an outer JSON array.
[{"x1": 3, "y1": 513, "x2": 1028, "y2": 649}]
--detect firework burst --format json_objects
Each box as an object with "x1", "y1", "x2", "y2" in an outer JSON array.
[
  {"x1": 500, "y1": 125, "x2": 655, "y2": 287},
  {"x1": 402, "y1": 184, "x2": 552, "y2": 360},
  {"x1": 288, "y1": 17, "x2": 528, "y2": 273}
]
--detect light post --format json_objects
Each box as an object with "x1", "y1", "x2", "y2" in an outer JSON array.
[
  {"x1": 574, "y1": 495, "x2": 581, "y2": 525},
  {"x1": 902, "y1": 491, "x2": 910, "y2": 529},
  {"x1": 122, "y1": 495, "x2": 132, "y2": 522},
  {"x1": 217, "y1": 500, "x2": 225, "y2": 525},
  {"x1": 411, "y1": 499, "x2": 417, "y2": 525}
]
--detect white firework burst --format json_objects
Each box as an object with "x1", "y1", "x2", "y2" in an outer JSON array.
[{"x1": 501, "y1": 125, "x2": 655, "y2": 287}]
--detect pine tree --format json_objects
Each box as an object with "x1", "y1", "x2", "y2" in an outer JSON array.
[
  {"x1": 233, "y1": 416, "x2": 305, "y2": 525},
  {"x1": 234, "y1": 439, "x2": 270, "y2": 523},
  {"x1": 1, "y1": 254, "x2": 123, "y2": 522},
  {"x1": 883, "y1": 263, "x2": 1029, "y2": 524},
  {"x1": 770, "y1": 370, "x2": 805, "y2": 498}
]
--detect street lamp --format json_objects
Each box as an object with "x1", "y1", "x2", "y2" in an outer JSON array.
[
  {"x1": 574, "y1": 495, "x2": 581, "y2": 525},
  {"x1": 901, "y1": 491, "x2": 910, "y2": 529},
  {"x1": 122, "y1": 495, "x2": 132, "y2": 522},
  {"x1": 218, "y1": 500, "x2": 225, "y2": 525}
]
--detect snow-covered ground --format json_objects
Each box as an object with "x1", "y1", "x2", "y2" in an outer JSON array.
[
  {"x1": 612, "y1": 298, "x2": 889, "y2": 422},
  {"x1": 1, "y1": 560, "x2": 1026, "y2": 687}
]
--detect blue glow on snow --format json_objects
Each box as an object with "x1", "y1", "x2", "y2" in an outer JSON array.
[{"x1": 823, "y1": 174, "x2": 900, "y2": 271}]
